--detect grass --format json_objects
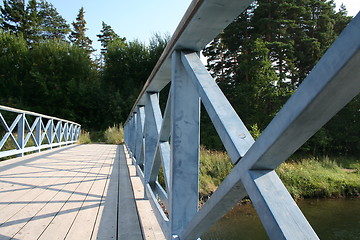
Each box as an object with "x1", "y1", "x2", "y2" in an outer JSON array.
[
  {"x1": 77, "y1": 131, "x2": 91, "y2": 144},
  {"x1": 277, "y1": 156, "x2": 360, "y2": 200},
  {"x1": 199, "y1": 147, "x2": 233, "y2": 199},
  {"x1": 198, "y1": 147, "x2": 360, "y2": 201},
  {"x1": 78, "y1": 125, "x2": 124, "y2": 145},
  {"x1": 104, "y1": 124, "x2": 124, "y2": 144}
]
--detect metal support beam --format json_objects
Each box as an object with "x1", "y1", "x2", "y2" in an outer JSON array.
[
  {"x1": 123, "y1": 3, "x2": 360, "y2": 240},
  {"x1": 180, "y1": 14, "x2": 360, "y2": 240},
  {"x1": 17, "y1": 113, "x2": 25, "y2": 157},
  {"x1": 135, "y1": 106, "x2": 145, "y2": 163},
  {"x1": 144, "y1": 93, "x2": 163, "y2": 186},
  {"x1": 0, "y1": 106, "x2": 80, "y2": 159},
  {"x1": 243, "y1": 170, "x2": 319, "y2": 240},
  {"x1": 169, "y1": 51, "x2": 201, "y2": 239},
  {"x1": 181, "y1": 51, "x2": 254, "y2": 163}
]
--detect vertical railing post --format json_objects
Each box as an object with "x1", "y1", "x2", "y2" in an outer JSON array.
[
  {"x1": 129, "y1": 115, "x2": 135, "y2": 157},
  {"x1": 135, "y1": 106, "x2": 145, "y2": 161},
  {"x1": 47, "y1": 119, "x2": 53, "y2": 148},
  {"x1": 17, "y1": 113, "x2": 25, "y2": 157},
  {"x1": 64, "y1": 123, "x2": 68, "y2": 144},
  {"x1": 35, "y1": 116, "x2": 41, "y2": 152},
  {"x1": 169, "y1": 50, "x2": 201, "y2": 239},
  {"x1": 132, "y1": 113, "x2": 137, "y2": 157},
  {"x1": 57, "y1": 121, "x2": 62, "y2": 146},
  {"x1": 124, "y1": 123, "x2": 128, "y2": 147}
]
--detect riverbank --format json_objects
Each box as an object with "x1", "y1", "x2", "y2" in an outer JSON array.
[
  {"x1": 199, "y1": 147, "x2": 360, "y2": 201},
  {"x1": 78, "y1": 129, "x2": 360, "y2": 201}
]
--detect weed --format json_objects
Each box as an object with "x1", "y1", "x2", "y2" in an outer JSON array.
[{"x1": 104, "y1": 124, "x2": 124, "y2": 145}]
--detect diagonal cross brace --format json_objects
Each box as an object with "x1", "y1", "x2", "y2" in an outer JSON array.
[
  {"x1": 181, "y1": 52, "x2": 255, "y2": 164},
  {"x1": 179, "y1": 14, "x2": 360, "y2": 240},
  {"x1": 0, "y1": 114, "x2": 22, "y2": 150},
  {"x1": 149, "y1": 91, "x2": 172, "y2": 192}
]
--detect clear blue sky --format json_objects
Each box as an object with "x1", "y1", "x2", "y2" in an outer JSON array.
[{"x1": 46, "y1": 0, "x2": 192, "y2": 54}]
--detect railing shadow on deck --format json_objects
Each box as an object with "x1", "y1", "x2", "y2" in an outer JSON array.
[{"x1": 123, "y1": 0, "x2": 360, "y2": 239}]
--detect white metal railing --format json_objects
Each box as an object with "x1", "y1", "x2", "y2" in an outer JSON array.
[
  {"x1": 124, "y1": 1, "x2": 360, "y2": 239},
  {"x1": 0, "y1": 105, "x2": 81, "y2": 159}
]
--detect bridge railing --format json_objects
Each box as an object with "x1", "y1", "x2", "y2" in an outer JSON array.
[
  {"x1": 0, "y1": 105, "x2": 81, "y2": 159},
  {"x1": 124, "y1": 0, "x2": 360, "y2": 239}
]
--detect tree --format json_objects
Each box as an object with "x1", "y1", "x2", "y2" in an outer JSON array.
[
  {"x1": 0, "y1": 30, "x2": 28, "y2": 106},
  {"x1": 0, "y1": 0, "x2": 26, "y2": 33},
  {"x1": 202, "y1": 0, "x2": 353, "y2": 152},
  {"x1": 23, "y1": 0, "x2": 40, "y2": 44},
  {"x1": 97, "y1": 21, "x2": 123, "y2": 55},
  {"x1": 69, "y1": 7, "x2": 93, "y2": 54},
  {"x1": 37, "y1": 0, "x2": 70, "y2": 41},
  {"x1": 101, "y1": 34, "x2": 169, "y2": 126},
  {"x1": 1, "y1": 0, "x2": 70, "y2": 44}
]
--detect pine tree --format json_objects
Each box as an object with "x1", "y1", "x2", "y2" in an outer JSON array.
[
  {"x1": 23, "y1": 0, "x2": 40, "y2": 44},
  {"x1": 97, "y1": 21, "x2": 123, "y2": 55},
  {"x1": 69, "y1": 7, "x2": 93, "y2": 54},
  {"x1": 38, "y1": 0, "x2": 70, "y2": 41},
  {"x1": 1, "y1": 0, "x2": 70, "y2": 44},
  {"x1": 0, "y1": 0, "x2": 26, "y2": 33},
  {"x1": 202, "y1": 0, "x2": 353, "y2": 150}
]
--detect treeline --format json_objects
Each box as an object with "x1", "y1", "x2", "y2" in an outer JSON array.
[
  {"x1": 202, "y1": 0, "x2": 359, "y2": 155},
  {"x1": 0, "y1": 0, "x2": 168, "y2": 130},
  {"x1": 0, "y1": 0, "x2": 358, "y2": 156}
]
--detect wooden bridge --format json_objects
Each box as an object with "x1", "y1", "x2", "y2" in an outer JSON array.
[
  {"x1": 0, "y1": 144, "x2": 165, "y2": 240},
  {"x1": 1, "y1": 0, "x2": 360, "y2": 239}
]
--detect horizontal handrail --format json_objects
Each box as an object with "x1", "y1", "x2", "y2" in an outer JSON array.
[
  {"x1": 123, "y1": 0, "x2": 360, "y2": 239},
  {"x1": 0, "y1": 105, "x2": 81, "y2": 159},
  {"x1": 126, "y1": 0, "x2": 254, "y2": 123},
  {"x1": 0, "y1": 105, "x2": 78, "y2": 125}
]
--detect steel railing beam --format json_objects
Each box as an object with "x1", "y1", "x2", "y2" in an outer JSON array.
[{"x1": 0, "y1": 106, "x2": 81, "y2": 159}]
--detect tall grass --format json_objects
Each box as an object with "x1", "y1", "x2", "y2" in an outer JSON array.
[
  {"x1": 276, "y1": 156, "x2": 360, "y2": 199},
  {"x1": 104, "y1": 124, "x2": 124, "y2": 144},
  {"x1": 199, "y1": 147, "x2": 233, "y2": 198},
  {"x1": 198, "y1": 147, "x2": 359, "y2": 201},
  {"x1": 77, "y1": 131, "x2": 91, "y2": 144}
]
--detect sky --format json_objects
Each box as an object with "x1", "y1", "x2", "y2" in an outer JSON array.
[
  {"x1": 46, "y1": 0, "x2": 192, "y2": 54},
  {"x1": 38, "y1": 0, "x2": 360, "y2": 54}
]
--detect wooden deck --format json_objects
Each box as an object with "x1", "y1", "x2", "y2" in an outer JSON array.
[{"x1": 0, "y1": 144, "x2": 164, "y2": 240}]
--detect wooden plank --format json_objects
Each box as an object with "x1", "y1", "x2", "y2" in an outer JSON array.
[
  {"x1": 10, "y1": 146, "x2": 104, "y2": 240},
  {"x1": 0, "y1": 143, "x2": 163, "y2": 240},
  {"x1": 65, "y1": 152, "x2": 113, "y2": 240},
  {"x1": 93, "y1": 146, "x2": 120, "y2": 240},
  {"x1": 37, "y1": 146, "x2": 112, "y2": 240},
  {"x1": 1, "y1": 170, "x2": 91, "y2": 239},
  {"x1": 125, "y1": 147, "x2": 166, "y2": 240},
  {"x1": 118, "y1": 146, "x2": 144, "y2": 240},
  {"x1": 0, "y1": 149, "x2": 91, "y2": 228}
]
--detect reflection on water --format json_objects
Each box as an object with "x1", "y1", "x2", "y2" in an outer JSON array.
[{"x1": 202, "y1": 198, "x2": 360, "y2": 240}]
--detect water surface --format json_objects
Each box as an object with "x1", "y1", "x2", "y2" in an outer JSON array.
[{"x1": 202, "y1": 198, "x2": 360, "y2": 239}]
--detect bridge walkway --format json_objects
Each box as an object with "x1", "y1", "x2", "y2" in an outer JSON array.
[{"x1": 0, "y1": 144, "x2": 164, "y2": 240}]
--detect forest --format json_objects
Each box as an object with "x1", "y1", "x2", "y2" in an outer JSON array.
[{"x1": 0, "y1": 0, "x2": 358, "y2": 156}]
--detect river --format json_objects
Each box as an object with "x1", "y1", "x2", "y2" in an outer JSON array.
[{"x1": 202, "y1": 198, "x2": 360, "y2": 239}]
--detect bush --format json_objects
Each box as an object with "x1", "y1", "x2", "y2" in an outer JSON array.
[
  {"x1": 77, "y1": 131, "x2": 91, "y2": 144},
  {"x1": 104, "y1": 124, "x2": 124, "y2": 144}
]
